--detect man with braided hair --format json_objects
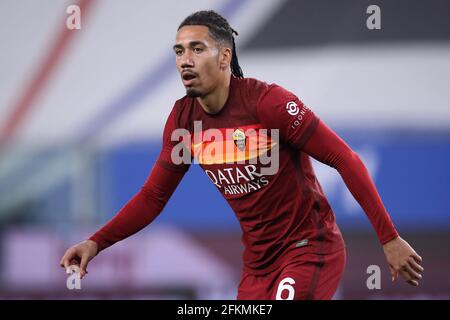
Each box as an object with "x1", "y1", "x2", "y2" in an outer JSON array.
[{"x1": 61, "y1": 10, "x2": 423, "y2": 300}]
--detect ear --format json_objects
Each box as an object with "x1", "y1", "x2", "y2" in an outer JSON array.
[{"x1": 219, "y1": 47, "x2": 232, "y2": 70}]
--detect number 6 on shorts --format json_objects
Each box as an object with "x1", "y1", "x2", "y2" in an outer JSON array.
[{"x1": 276, "y1": 277, "x2": 296, "y2": 300}]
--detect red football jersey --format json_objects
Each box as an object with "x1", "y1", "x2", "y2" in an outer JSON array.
[{"x1": 158, "y1": 76, "x2": 345, "y2": 274}]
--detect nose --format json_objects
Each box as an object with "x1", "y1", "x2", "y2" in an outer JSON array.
[{"x1": 180, "y1": 51, "x2": 194, "y2": 69}]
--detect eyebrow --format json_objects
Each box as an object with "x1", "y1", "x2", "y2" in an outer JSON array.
[{"x1": 173, "y1": 41, "x2": 207, "y2": 50}]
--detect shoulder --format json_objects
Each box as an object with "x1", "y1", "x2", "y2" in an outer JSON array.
[
  {"x1": 173, "y1": 95, "x2": 193, "y2": 113},
  {"x1": 236, "y1": 77, "x2": 295, "y2": 105},
  {"x1": 237, "y1": 77, "x2": 269, "y2": 91},
  {"x1": 260, "y1": 83, "x2": 297, "y2": 105},
  {"x1": 256, "y1": 82, "x2": 310, "y2": 127},
  {"x1": 233, "y1": 77, "x2": 273, "y2": 115},
  {"x1": 236, "y1": 77, "x2": 270, "y2": 101}
]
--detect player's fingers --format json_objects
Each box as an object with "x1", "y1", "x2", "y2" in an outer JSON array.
[
  {"x1": 389, "y1": 265, "x2": 397, "y2": 282},
  {"x1": 79, "y1": 253, "x2": 89, "y2": 278},
  {"x1": 60, "y1": 250, "x2": 70, "y2": 267},
  {"x1": 399, "y1": 268, "x2": 412, "y2": 283},
  {"x1": 59, "y1": 255, "x2": 66, "y2": 268},
  {"x1": 60, "y1": 250, "x2": 75, "y2": 269},
  {"x1": 412, "y1": 252, "x2": 422, "y2": 263},
  {"x1": 403, "y1": 263, "x2": 422, "y2": 281},
  {"x1": 408, "y1": 257, "x2": 424, "y2": 273},
  {"x1": 399, "y1": 265, "x2": 421, "y2": 287},
  {"x1": 407, "y1": 279, "x2": 419, "y2": 286}
]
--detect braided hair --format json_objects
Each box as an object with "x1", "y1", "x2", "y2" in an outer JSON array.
[{"x1": 178, "y1": 10, "x2": 244, "y2": 78}]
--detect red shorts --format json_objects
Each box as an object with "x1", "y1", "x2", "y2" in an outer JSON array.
[{"x1": 237, "y1": 248, "x2": 346, "y2": 300}]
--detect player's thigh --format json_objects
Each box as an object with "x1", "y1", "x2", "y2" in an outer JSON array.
[
  {"x1": 313, "y1": 249, "x2": 346, "y2": 300},
  {"x1": 272, "y1": 249, "x2": 346, "y2": 300},
  {"x1": 271, "y1": 260, "x2": 315, "y2": 300},
  {"x1": 237, "y1": 272, "x2": 275, "y2": 300}
]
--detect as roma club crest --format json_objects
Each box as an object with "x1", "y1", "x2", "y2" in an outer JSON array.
[{"x1": 232, "y1": 128, "x2": 246, "y2": 151}]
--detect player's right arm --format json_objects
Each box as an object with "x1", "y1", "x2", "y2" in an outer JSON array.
[{"x1": 59, "y1": 105, "x2": 190, "y2": 278}]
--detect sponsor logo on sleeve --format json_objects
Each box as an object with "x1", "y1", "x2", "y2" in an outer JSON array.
[{"x1": 286, "y1": 101, "x2": 299, "y2": 116}]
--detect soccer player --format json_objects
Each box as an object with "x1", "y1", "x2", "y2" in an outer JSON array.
[{"x1": 60, "y1": 10, "x2": 424, "y2": 299}]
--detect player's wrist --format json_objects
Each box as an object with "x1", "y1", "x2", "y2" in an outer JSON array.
[
  {"x1": 381, "y1": 233, "x2": 399, "y2": 246},
  {"x1": 84, "y1": 239, "x2": 99, "y2": 255}
]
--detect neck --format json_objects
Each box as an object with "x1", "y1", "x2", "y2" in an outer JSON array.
[{"x1": 197, "y1": 74, "x2": 231, "y2": 114}]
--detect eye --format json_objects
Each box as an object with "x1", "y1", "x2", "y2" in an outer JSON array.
[
  {"x1": 174, "y1": 49, "x2": 183, "y2": 56},
  {"x1": 193, "y1": 47, "x2": 204, "y2": 54}
]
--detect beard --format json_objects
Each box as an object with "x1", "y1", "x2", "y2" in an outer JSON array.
[{"x1": 186, "y1": 87, "x2": 203, "y2": 98}]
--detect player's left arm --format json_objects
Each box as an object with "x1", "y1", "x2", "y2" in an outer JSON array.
[
  {"x1": 257, "y1": 85, "x2": 424, "y2": 286},
  {"x1": 302, "y1": 119, "x2": 424, "y2": 286}
]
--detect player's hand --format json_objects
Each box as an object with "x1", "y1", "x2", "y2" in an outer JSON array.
[
  {"x1": 60, "y1": 239, "x2": 98, "y2": 279},
  {"x1": 383, "y1": 236, "x2": 423, "y2": 286}
]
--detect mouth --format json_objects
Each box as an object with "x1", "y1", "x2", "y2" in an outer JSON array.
[{"x1": 181, "y1": 71, "x2": 198, "y2": 86}]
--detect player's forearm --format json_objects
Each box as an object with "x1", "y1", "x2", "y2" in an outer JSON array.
[
  {"x1": 303, "y1": 120, "x2": 398, "y2": 244},
  {"x1": 89, "y1": 190, "x2": 163, "y2": 251},
  {"x1": 89, "y1": 163, "x2": 185, "y2": 251},
  {"x1": 334, "y1": 151, "x2": 398, "y2": 244}
]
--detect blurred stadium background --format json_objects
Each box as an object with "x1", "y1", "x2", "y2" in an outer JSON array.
[{"x1": 0, "y1": 0, "x2": 449, "y2": 299}]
